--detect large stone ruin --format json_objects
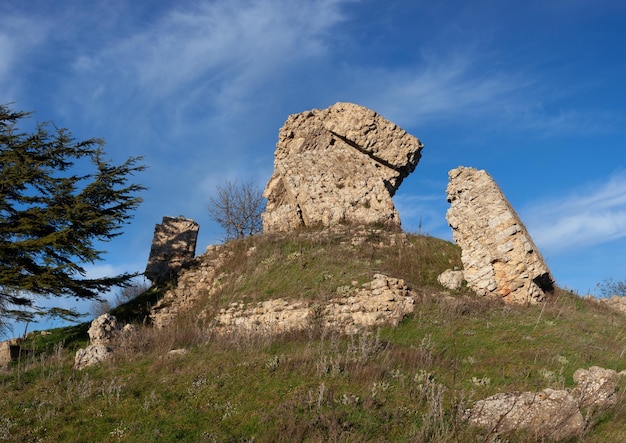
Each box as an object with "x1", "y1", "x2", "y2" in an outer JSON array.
[
  {"x1": 445, "y1": 166, "x2": 554, "y2": 304},
  {"x1": 262, "y1": 102, "x2": 424, "y2": 232},
  {"x1": 145, "y1": 216, "x2": 199, "y2": 284}
]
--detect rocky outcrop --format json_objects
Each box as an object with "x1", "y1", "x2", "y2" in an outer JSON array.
[
  {"x1": 467, "y1": 389, "x2": 584, "y2": 441},
  {"x1": 572, "y1": 366, "x2": 624, "y2": 409},
  {"x1": 466, "y1": 366, "x2": 626, "y2": 440},
  {"x1": 211, "y1": 274, "x2": 415, "y2": 335},
  {"x1": 150, "y1": 225, "x2": 415, "y2": 330},
  {"x1": 145, "y1": 216, "x2": 199, "y2": 284},
  {"x1": 73, "y1": 344, "x2": 112, "y2": 371},
  {"x1": 445, "y1": 167, "x2": 554, "y2": 304},
  {"x1": 262, "y1": 102, "x2": 423, "y2": 232},
  {"x1": 74, "y1": 313, "x2": 119, "y2": 370},
  {"x1": 74, "y1": 313, "x2": 135, "y2": 370}
]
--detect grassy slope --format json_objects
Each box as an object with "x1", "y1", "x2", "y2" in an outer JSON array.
[{"x1": 2, "y1": 226, "x2": 626, "y2": 442}]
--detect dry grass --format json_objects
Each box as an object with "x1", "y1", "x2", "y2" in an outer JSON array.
[{"x1": 2, "y1": 225, "x2": 626, "y2": 442}]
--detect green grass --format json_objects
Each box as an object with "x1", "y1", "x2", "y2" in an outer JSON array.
[{"x1": 2, "y1": 225, "x2": 626, "y2": 442}]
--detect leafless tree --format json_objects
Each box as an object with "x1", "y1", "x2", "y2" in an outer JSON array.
[{"x1": 207, "y1": 180, "x2": 265, "y2": 240}]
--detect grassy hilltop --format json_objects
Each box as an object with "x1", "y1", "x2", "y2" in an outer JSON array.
[{"x1": 2, "y1": 225, "x2": 626, "y2": 442}]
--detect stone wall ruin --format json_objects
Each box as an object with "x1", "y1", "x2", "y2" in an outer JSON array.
[
  {"x1": 262, "y1": 102, "x2": 424, "y2": 232},
  {"x1": 144, "y1": 216, "x2": 199, "y2": 284},
  {"x1": 445, "y1": 166, "x2": 554, "y2": 304}
]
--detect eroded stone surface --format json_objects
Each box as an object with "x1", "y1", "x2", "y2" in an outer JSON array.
[
  {"x1": 145, "y1": 216, "x2": 199, "y2": 284},
  {"x1": 212, "y1": 274, "x2": 415, "y2": 335},
  {"x1": 87, "y1": 313, "x2": 119, "y2": 346},
  {"x1": 73, "y1": 344, "x2": 112, "y2": 370},
  {"x1": 74, "y1": 313, "x2": 121, "y2": 370},
  {"x1": 466, "y1": 388, "x2": 584, "y2": 441},
  {"x1": 437, "y1": 269, "x2": 465, "y2": 291},
  {"x1": 467, "y1": 365, "x2": 624, "y2": 440},
  {"x1": 446, "y1": 167, "x2": 553, "y2": 304},
  {"x1": 572, "y1": 366, "x2": 622, "y2": 409},
  {"x1": 262, "y1": 102, "x2": 423, "y2": 232}
]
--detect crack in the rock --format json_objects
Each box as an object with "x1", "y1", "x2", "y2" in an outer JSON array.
[{"x1": 329, "y1": 131, "x2": 401, "y2": 173}]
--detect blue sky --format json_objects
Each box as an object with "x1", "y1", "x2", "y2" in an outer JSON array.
[{"x1": 2, "y1": 0, "x2": 626, "y2": 332}]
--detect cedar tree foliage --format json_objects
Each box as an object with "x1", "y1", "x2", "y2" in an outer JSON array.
[
  {"x1": 0, "y1": 104, "x2": 146, "y2": 323},
  {"x1": 207, "y1": 179, "x2": 265, "y2": 240}
]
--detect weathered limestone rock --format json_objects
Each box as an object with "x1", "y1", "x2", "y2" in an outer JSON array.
[
  {"x1": 572, "y1": 366, "x2": 623, "y2": 409},
  {"x1": 262, "y1": 102, "x2": 423, "y2": 232},
  {"x1": 212, "y1": 274, "x2": 415, "y2": 335},
  {"x1": 87, "y1": 313, "x2": 119, "y2": 346},
  {"x1": 437, "y1": 269, "x2": 465, "y2": 291},
  {"x1": 145, "y1": 216, "x2": 199, "y2": 284},
  {"x1": 74, "y1": 313, "x2": 124, "y2": 370},
  {"x1": 73, "y1": 344, "x2": 112, "y2": 370},
  {"x1": 466, "y1": 388, "x2": 584, "y2": 441},
  {"x1": 446, "y1": 167, "x2": 554, "y2": 304}
]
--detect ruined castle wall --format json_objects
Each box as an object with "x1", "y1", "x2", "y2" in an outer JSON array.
[
  {"x1": 262, "y1": 102, "x2": 423, "y2": 233},
  {"x1": 144, "y1": 216, "x2": 199, "y2": 284},
  {"x1": 445, "y1": 167, "x2": 553, "y2": 304}
]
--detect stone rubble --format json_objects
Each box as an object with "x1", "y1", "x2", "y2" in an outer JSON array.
[
  {"x1": 262, "y1": 102, "x2": 423, "y2": 232},
  {"x1": 597, "y1": 295, "x2": 626, "y2": 316},
  {"x1": 445, "y1": 166, "x2": 554, "y2": 304},
  {"x1": 466, "y1": 366, "x2": 626, "y2": 440}
]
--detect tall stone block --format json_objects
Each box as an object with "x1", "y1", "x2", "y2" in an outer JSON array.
[
  {"x1": 445, "y1": 167, "x2": 554, "y2": 304},
  {"x1": 262, "y1": 102, "x2": 424, "y2": 232},
  {"x1": 145, "y1": 216, "x2": 199, "y2": 284}
]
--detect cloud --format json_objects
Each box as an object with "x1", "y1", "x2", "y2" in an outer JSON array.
[
  {"x1": 344, "y1": 44, "x2": 623, "y2": 138},
  {"x1": 524, "y1": 171, "x2": 626, "y2": 252},
  {"x1": 364, "y1": 52, "x2": 530, "y2": 125},
  {"x1": 58, "y1": 0, "x2": 350, "y2": 124}
]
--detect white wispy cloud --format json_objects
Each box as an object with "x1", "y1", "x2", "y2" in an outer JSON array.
[
  {"x1": 346, "y1": 46, "x2": 623, "y2": 138},
  {"x1": 367, "y1": 53, "x2": 530, "y2": 124},
  {"x1": 58, "y1": 0, "x2": 350, "y2": 125},
  {"x1": 524, "y1": 171, "x2": 626, "y2": 252}
]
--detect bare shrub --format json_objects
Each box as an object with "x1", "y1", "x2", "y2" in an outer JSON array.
[
  {"x1": 116, "y1": 280, "x2": 151, "y2": 306},
  {"x1": 207, "y1": 179, "x2": 265, "y2": 240},
  {"x1": 596, "y1": 278, "x2": 626, "y2": 298}
]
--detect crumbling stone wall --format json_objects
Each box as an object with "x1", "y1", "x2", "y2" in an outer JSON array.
[
  {"x1": 212, "y1": 274, "x2": 415, "y2": 336},
  {"x1": 445, "y1": 166, "x2": 553, "y2": 304},
  {"x1": 262, "y1": 102, "x2": 423, "y2": 232},
  {"x1": 145, "y1": 216, "x2": 199, "y2": 284}
]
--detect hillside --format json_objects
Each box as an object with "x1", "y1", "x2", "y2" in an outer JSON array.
[{"x1": 2, "y1": 225, "x2": 626, "y2": 442}]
